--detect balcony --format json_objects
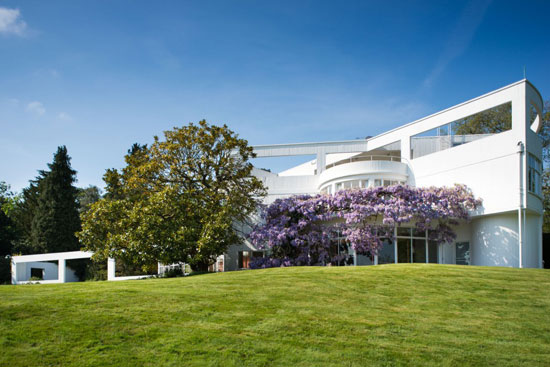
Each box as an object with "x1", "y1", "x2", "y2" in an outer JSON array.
[{"x1": 319, "y1": 156, "x2": 408, "y2": 190}]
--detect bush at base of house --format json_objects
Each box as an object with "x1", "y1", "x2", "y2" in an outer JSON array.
[{"x1": 249, "y1": 257, "x2": 293, "y2": 269}]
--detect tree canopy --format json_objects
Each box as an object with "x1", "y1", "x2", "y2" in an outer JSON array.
[
  {"x1": 78, "y1": 121, "x2": 266, "y2": 271},
  {"x1": 452, "y1": 102, "x2": 512, "y2": 135}
]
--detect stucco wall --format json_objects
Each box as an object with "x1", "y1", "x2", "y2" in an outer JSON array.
[{"x1": 471, "y1": 213, "x2": 519, "y2": 267}]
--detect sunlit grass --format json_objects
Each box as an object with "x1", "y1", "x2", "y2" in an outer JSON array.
[{"x1": 1, "y1": 264, "x2": 549, "y2": 366}]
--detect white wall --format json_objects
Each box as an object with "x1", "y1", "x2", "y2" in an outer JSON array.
[
  {"x1": 471, "y1": 213, "x2": 519, "y2": 267},
  {"x1": 16, "y1": 261, "x2": 79, "y2": 282},
  {"x1": 524, "y1": 213, "x2": 543, "y2": 268}
]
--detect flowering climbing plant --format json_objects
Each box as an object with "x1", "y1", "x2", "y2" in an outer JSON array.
[{"x1": 248, "y1": 184, "x2": 481, "y2": 268}]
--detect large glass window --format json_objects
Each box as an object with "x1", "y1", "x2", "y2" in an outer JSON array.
[
  {"x1": 397, "y1": 238, "x2": 411, "y2": 263},
  {"x1": 377, "y1": 238, "x2": 395, "y2": 264},
  {"x1": 428, "y1": 241, "x2": 438, "y2": 263},
  {"x1": 528, "y1": 153, "x2": 542, "y2": 195},
  {"x1": 411, "y1": 102, "x2": 512, "y2": 159},
  {"x1": 412, "y1": 239, "x2": 426, "y2": 263},
  {"x1": 394, "y1": 227, "x2": 434, "y2": 264}
]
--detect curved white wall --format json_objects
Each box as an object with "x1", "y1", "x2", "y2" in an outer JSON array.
[{"x1": 318, "y1": 160, "x2": 408, "y2": 189}]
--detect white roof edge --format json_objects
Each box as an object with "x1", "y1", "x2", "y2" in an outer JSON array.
[
  {"x1": 253, "y1": 139, "x2": 369, "y2": 150},
  {"x1": 252, "y1": 79, "x2": 537, "y2": 150},
  {"x1": 370, "y1": 79, "x2": 534, "y2": 141}
]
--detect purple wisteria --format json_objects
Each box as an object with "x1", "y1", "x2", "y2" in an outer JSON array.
[{"x1": 248, "y1": 184, "x2": 481, "y2": 268}]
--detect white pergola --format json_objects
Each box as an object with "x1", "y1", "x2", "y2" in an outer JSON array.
[{"x1": 11, "y1": 251, "x2": 156, "y2": 284}]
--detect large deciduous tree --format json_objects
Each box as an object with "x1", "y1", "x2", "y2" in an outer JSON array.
[
  {"x1": 78, "y1": 121, "x2": 266, "y2": 271},
  {"x1": 77, "y1": 185, "x2": 102, "y2": 214}
]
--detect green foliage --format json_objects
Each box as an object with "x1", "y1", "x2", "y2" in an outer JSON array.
[
  {"x1": 452, "y1": 102, "x2": 512, "y2": 135},
  {"x1": 79, "y1": 121, "x2": 266, "y2": 271},
  {"x1": 30, "y1": 146, "x2": 81, "y2": 253},
  {"x1": 0, "y1": 256, "x2": 10, "y2": 284},
  {"x1": 0, "y1": 182, "x2": 18, "y2": 256},
  {"x1": 76, "y1": 186, "x2": 102, "y2": 214},
  {"x1": 540, "y1": 101, "x2": 550, "y2": 232},
  {"x1": 10, "y1": 180, "x2": 41, "y2": 254}
]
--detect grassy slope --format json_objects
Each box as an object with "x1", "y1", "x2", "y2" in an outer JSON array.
[{"x1": 1, "y1": 264, "x2": 549, "y2": 367}]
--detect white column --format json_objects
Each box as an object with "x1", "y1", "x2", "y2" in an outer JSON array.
[
  {"x1": 11, "y1": 258, "x2": 17, "y2": 285},
  {"x1": 394, "y1": 227, "x2": 398, "y2": 263},
  {"x1": 58, "y1": 259, "x2": 66, "y2": 283},
  {"x1": 316, "y1": 151, "x2": 326, "y2": 174},
  {"x1": 374, "y1": 255, "x2": 378, "y2": 265},
  {"x1": 107, "y1": 258, "x2": 116, "y2": 280}
]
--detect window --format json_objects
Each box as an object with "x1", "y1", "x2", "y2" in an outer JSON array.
[
  {"x1": 528, "y1": 153, "x2": 542, "y2": 195},
  {"x1": 411, "y1": 102, "x2": 512, "y2": 159},
  {"x1": 456, "y1": 242, "x2": 470, "y2": 265},
  {"x1": 238, "y1": 251, "x2": 250, "y2": 269},
  {"x1": 320, "y1": 186, "x2": 332, "y2": 195},
  {"x1": 30, "y1": 268, "x2": 44, "y2": 280},
  {"x1": 374, "y1": 179, "x2": 381, "y2": 187},
  {"x1": 397, "y1": 238, "x2": 411, "y2": 263},
  {"x1": 377, "y1": 238, "x2": 395, "y2": 264},
  {"x1": 360, "y1": 179, "x2": 369, "y2": 188},
  {"x1": 394, "y1": 227, "x2": 434, "y2": 264},
  {"x1": 412, "y1": 239, "x2": 426, "y2": 263},
  {"x1": 428, "y1": 241, "x2": 438, "y2": 263}
]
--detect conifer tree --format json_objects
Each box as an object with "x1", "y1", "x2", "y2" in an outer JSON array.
[{"x1": 31, "y1": 146, "x2": 81, "y2": 253}]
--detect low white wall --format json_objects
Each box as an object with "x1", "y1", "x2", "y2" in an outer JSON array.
[
  {"x1": 16, "y1": 261, "x2": 79, "y2": 283},
  {"x1": 471, "y1": 212, "x2": 519, "y2": 267}
]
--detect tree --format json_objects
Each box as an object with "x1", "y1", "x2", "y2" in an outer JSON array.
[
  {"x1": 452, "y1": 102, "x2": 511, "y2": 135},
  {"x1": 0, "y1": 182, "x2": 17, "y2": 257},
  {"x1": 249, "y1": 185, "x2": 481, "y2": 268},
  {"x1": 79, "y1": 121, "x2": 266, "y2": 271},
  {"x1": 77, "y1": 185, "x2": 102, "y2": 214},
  {"x1": 31, "y1": 146, "x2": 81, "y2": 253},
  {"x1": 540, "y1": 100, "x2": 550, "y2": 232}
]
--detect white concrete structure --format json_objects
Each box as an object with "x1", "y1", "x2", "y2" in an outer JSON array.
[
  {"x1": 11, "y1": 251, "x2": 156, "y2": 284},
  {"x1": 223, "y1": 79, "x2": 544, "y2": 270}
]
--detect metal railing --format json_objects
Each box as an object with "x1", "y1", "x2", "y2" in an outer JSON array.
[{"x1": 325, "y1": 155, "x2": 403, "y2": 170}]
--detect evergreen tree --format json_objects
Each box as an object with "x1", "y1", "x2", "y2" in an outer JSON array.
[
  {"x1": 31, "y1": 146, "x2": 81, "y2": 253},
  {"x1": 0, "y1": 182, "x2": 16, "y2": 256}
]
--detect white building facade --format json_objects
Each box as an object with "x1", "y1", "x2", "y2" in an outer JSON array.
[{"x1": 224, "y1": 79, "x2": 544, "y2": 270}]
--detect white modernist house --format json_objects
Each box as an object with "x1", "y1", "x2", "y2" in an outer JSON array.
[
  {"x1": 224, "y1": 79, "x2": 544, "y2": 270},
  {"x1": 10, "y1": 79, "x2": 545, "y2": 282}
]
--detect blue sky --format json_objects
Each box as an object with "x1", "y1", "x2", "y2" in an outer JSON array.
[{"x1": 1, "y1": 0, "x2": 549, "y2": 192}]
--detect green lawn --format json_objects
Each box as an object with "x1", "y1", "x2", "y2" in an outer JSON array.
[{"x1": 1, "y1": 264, "x2": 549, "y2": 366}]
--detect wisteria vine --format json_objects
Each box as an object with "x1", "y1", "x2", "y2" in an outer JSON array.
[{"x1": 248, "y1": 184, "x2": 481, "y2": 268}]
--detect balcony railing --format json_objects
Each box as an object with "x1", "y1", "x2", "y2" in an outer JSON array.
[{"x1": 325, "y1": 155, "x2": 403, "y2": 170}]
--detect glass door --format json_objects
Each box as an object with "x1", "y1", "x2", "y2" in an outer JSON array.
[
  {"x1": 397, "y1": 238, "x2": 411, "y2": 263},
  {"x1": 456, "y1": 242, "x2": 470, "y2": 265}
]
